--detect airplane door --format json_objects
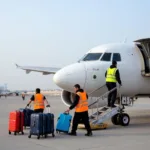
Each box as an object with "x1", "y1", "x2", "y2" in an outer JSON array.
[
  {"x1": 134, "y1": 38, "x2": 150, "y2": 74},
  {"x1": 83, "y1": 62, "x2": 107, "y2": 97}
]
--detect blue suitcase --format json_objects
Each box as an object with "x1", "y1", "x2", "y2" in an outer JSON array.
[
  {"x1": 56, "y1": 113, "x2": 72, "y2": 134},
  {"x1": 19, "y1": 108, "x2": 34, "y2": 128},
  {"x1": 28, "y1": 113, "x2": 47, "y2": 139}
]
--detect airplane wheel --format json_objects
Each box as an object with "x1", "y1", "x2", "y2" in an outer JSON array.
[
  {"x1": 119, "y1": 113, "x2": 130, "y2": 126},
  {"x1": 111, "y1": 114, "x2": 120, "y2": 125}
]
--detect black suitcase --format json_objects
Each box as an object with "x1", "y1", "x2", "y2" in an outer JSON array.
[
  {"x1": 19, "y1": 107, "x2": 34, "y2": 128},
  {"x1": 44, "y1": 108, "x2": 55, "y2": 137}
]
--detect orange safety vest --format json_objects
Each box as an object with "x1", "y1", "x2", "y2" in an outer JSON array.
[
  {"x1": 75, "y1": 91, "x2": 88, "y2": 112},
  {"x1": 34, "y1": 94, "x2": 45, "y2": 110}
]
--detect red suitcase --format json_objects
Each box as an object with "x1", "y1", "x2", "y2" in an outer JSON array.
[{"x1": 8, "y1": 111, "x2": 24, "y2": 135}]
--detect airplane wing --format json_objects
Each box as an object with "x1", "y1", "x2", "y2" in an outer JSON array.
[{"x1": 15, "y1": 64, "x2": 60, "y2": 75}]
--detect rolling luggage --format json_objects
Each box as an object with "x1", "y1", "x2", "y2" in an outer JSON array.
[
  {"x1": 28, "y1": 113, "x2": 45, "y2": 139},
  {"x1": 19, "y1": 107, "x2": 34, "y2": 128},
  {"x1": 44, "y1": 108, "x2": 55, "y2": 138},
  {"x1": 28, "y1": 110, "x2": 55, "y2": 139},
  {"x1": 56, "y1": 112, "x2": 72, "y2": 134},
  {"x1": 8, "y1": 111, "x2": 24, "y2": 135}
]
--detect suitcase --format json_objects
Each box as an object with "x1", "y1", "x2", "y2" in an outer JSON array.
[
  {"x1": 19, "y1": 107, "x2": 34, "y2": 128},
  {"x1": 56, "y1": 112, "x2": 72, "y2": 134},
  {"x1": 8, "y1": 111, "x2": 24, "y2": 135},
  {"x1": 44, "y1": 108, "x2": 55, "y2": 138},
  {"x1": 28, "y1": 113, "x2": 44, "y2": 139},
  {"x1": 28, "y1": 111, "x2": 55, "y2": 139}
]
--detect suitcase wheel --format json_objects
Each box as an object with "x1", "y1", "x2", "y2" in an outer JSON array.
[
  {"x1": 37, "y1": 135, "x2": 40, "y2": 139},
  {"x1": 14, "y1": 132, "x2": 17, "y2": 135},
  {"x1": 44, "y1": 134, "x2": 47, "y2": 138},
  {"x1": 28, "y1": 134, "x2": 31, "y2": 138},
  {"x1": 8, "y1": 131, "x2": 11, "y2": 135},
  {"x1": 56, "y1": 131, "x2": 60, "y2": 134},
  {"x1": 52, "y1": 133, "x2": 55, "y2": 137},
  {"x1": 22, "y1": 131, "x2": 24, "y2": 135}
]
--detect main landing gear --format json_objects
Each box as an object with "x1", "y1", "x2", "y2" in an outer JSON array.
[
  {"x1": 111, "y1": 96, "x2": 132, "y2": 126},
  {"x1": 111, "y1": 113, "x2": 130, "y2": 126}
]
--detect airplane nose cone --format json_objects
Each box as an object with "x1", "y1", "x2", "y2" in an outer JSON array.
[{"x1": 53, "y1": 63, "x2": 86, "y2": 91}]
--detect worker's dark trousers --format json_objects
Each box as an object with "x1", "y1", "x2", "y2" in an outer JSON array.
[
  {"x1": 71, "y1": 111, "x2": 92, "y2": 133},
  {"x1": 106, "y1": 82, "x2": 117, "y2": 107},
  {"x1": 34, "y1": 109, "x2": 44, "y2": 113}
]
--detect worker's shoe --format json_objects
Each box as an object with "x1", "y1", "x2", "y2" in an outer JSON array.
[
  {"x1": 111, "y1": 105, "x2": 117, "y2": 108},
  {"x1": 85, "y1": 132, "x2": 93, "y2": 136},
  {"x1": 68, "y1": 132, "x2": 77, "y2": 136}
]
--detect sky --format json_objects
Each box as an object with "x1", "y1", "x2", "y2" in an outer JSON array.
[{"x1": 0, "y1": 0, "x2": 150, "y2": 90}]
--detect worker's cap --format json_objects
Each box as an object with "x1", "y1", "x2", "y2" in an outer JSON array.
[
  {"x1": 74, "y1": 84, "x2": 80, "y2": 89},
  {"x1": 112, "y1": 60, "x2": 117, "y2": 65}
]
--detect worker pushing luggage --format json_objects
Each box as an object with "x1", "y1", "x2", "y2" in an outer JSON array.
[
  {"x1": 26, "y1": 88, "x2": 50, "y2": 113},
  {"x1": 65, "y1": 84, "x2": 92, "y2": 136}
]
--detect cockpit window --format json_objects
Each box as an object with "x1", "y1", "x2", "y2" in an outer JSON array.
[
  {"x1": 112, "y1": 53, "x2": 121, "y2": 61},
  {"x1": 82, "y1": 53, "x2": 102, "y2": 61},
  {"x1": 101, "y1": 53, "x2": 112, "y2": 61}
]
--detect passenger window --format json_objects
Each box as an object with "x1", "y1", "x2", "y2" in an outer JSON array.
[
  {"x1": 112, "y1": 53, "x2": 121, "y2": 61},
  {"x1": 101, "y1": 53, "x2": 112, "y2": 61}
]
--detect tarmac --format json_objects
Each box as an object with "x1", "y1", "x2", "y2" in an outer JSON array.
[{"x1": 0, "y1": 95, "x2": 150, "y2": 150}]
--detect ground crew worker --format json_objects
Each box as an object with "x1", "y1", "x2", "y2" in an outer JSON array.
[
  {"x1": 105, "y1": 60, "x2": 122, "y2": 107},
  {"x1": 26, "y1": 88, "x2": 50, "y2": 113},
  {"x1": 65, "y1": 84, "x2": 92, "y2": 136},
  {"x1": 22, "y1": 93, "x2": 25, "y2": 100}
]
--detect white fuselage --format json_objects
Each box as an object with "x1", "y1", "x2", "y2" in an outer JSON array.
[{"x1": 53, "y1": 42, "x2": 150, "y2": 107}]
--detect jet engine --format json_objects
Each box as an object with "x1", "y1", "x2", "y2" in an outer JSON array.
[{"x1": 61, "y1": 90, "x2": 76, "y2": 106}]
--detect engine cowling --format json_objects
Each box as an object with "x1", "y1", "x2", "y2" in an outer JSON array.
[
  {"x1": 61, "y1": 90, "x2": 108, "y2": 109},
  {"x1": 61, "y1": 90, "x2": 76, "y2": 107}
]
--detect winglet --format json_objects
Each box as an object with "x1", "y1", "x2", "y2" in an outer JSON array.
[{"x1": 15, "y1": 64, "x2": 19, "y2": 68}]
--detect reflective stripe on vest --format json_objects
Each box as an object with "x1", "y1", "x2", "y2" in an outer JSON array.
[
  {"x1": 106, "y1": 68, "x2": 117, "y2": 82},
  {"x1": 34, "y1": 94, "x2": 44, "y2": 110},
  {"x1": 75, "y1": 91, "x2": 88, "y2": 112}
]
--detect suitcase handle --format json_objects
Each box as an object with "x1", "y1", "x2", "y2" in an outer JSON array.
[
  {"x1": 25, "y1": 105, "x2": 31, "y2": 109},
  {"x1": 44, "y1": 107, "x2": 51, "y2": 113},
  {"x1": 63, "y1": 111, "x2": 69, "y2": 115},
  {"x1": 47, "y1": 107, "x2": 50, "y2": 113}
]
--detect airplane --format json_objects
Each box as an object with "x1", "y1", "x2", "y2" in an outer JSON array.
[
  {"x1": 16, "y1": 37, "x2": 150, "y2": 126},
  {"x1": 0, "y1": 84, "x2": 11, "y2": 97},
  {"x1": 0, "y1": 84, "x2": 20, "y2": 97}
]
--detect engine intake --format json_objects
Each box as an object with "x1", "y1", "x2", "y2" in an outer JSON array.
[{"x1": 61, "y1": 90, "x2": 76, "y2": 106}]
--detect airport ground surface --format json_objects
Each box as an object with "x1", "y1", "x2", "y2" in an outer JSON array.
[{"x1": 0, "y1": 95, "x2": 150, "y2": 150}]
